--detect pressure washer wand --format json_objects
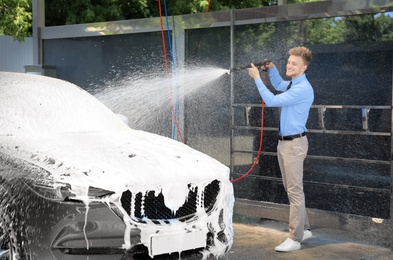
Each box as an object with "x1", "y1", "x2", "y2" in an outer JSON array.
[{"x1": 228, "y1": 59, "x2": 271, "y2": 74}]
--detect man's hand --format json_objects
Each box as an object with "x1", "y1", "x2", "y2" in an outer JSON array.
[
  {"x1": 262, "y1": 60, "x2": 275, "y2": 72},
  {"x1": 247, "y1": 63, "x2": 261, "y2": 80}
]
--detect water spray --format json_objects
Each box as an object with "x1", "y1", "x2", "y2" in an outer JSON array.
[{"x1": 227, "y1": 58, "x2": 271, "y2": 74}]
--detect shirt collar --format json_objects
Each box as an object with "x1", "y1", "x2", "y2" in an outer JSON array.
[{"x1": 291, "y1": 73, "x2": 306, "y2": 85}]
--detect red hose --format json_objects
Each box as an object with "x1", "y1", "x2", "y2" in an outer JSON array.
[
  {"x1": 158, "y1": 0, "x2": 169, "y2": 75},
  {"x1": 231, "y1": 72, "x2": 266, "y2": 183}
]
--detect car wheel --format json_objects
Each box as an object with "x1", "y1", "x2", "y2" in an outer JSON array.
[{"x1": 0, "y1": 195, "x2": 30, "y2": 260}]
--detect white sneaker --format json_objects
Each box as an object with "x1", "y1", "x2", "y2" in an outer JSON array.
[
  {"x1": 275, "y1": 238, "x2": 301, "y2": 252},
  {"x1": 302, "y1": 230, "x2": 312, "y2": 242}
]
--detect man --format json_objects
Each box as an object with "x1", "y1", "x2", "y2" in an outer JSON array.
[{"x1": 247, "y1": 46, "x2": 314, "y2": 252}]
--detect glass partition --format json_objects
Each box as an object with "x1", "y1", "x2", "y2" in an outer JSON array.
[
  {"x1": 183, "y1": 27, "x2": 231, "y2": 164},
  {"x1": 44, "y1": 32, "x2": 174, "y2": 136}
]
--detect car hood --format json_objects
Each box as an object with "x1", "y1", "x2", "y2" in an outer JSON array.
[
  {"x1": 0, "y1": 72, "x2": 230, "y2": 195},
  {"x1": 0, "y1": 130, "x2": 230, "y2": 193}
]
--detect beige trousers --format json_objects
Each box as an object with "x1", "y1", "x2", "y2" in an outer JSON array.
[{"x1": 277, "y1": 135, "x2": 310, "y2": 242}]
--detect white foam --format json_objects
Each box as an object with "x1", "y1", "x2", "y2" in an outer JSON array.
[{"x1": 0, "y1": 72, "x2": 234, "y2": 258}]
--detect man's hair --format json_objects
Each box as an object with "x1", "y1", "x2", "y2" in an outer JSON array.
[{"x1": 289, "y1": 46, "x2": 312, "y2": 66}]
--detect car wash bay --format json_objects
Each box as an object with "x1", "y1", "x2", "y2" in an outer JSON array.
[{"x1": 34, "y1": 0, "x2": 393, "y2": 250}]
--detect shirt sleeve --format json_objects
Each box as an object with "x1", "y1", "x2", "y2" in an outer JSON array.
[
  {"x1": 268, "y1": 67, "x2": 290, "y2": 92},
  {"x1": 254, "y1": 77, "x2": 309, "y2": 107},
  {"x1": 254, "y1": 78, "x2": 275, "y2": 106}
]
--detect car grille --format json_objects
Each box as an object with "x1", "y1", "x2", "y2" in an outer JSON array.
[{"x1": 120, "y1": 180, "x2": 220, "y2": 223}]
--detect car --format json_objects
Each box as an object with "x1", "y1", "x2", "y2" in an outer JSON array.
[{"x1": 0, "y1": 72, "x2": 234, "y2": 260}]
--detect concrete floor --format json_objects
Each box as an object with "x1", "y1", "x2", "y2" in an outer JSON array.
[
  {"x1": 227, "y1": 216, "x2": 393, "y2": 260},
  {"x1": 130, "y1": 215, "x2": 393, "y2": 259}
]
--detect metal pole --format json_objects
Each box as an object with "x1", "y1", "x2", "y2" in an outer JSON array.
[
  {"x1": 172, "y1": 16, "x2": 185, "y2": 142},
  {"x1": 230, "y1": 10, "x2": 235, "y2": 177},
  {"x1": 390, "y1": 57, "x2": 393, "y2": 220},
  {"x1": 32, "y1": 0, "x2": 45, "y2": 65}
]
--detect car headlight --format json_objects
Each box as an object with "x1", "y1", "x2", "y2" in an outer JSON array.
[{"x1": 24, "y1": 180, "x2": 114, "y2": 202}]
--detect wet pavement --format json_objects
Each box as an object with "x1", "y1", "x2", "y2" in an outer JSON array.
[
  {"x1": 143, "y1": 215, "x2": 393, "y2": 260},
  {"x1": 227, "y1": 215, "x2": 393, "y2": 260}
]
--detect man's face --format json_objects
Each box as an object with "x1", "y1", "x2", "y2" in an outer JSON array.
[{"x1": 286, "y1": 55, "x2": 307, "y2": 78}]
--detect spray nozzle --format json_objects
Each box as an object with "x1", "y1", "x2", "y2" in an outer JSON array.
[{"x1": 228, "y1": 58, "x2": 271, "y2": 74}]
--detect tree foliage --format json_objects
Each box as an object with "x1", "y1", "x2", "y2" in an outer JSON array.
[
  {"x1": 0, "y1": 0, "x2": 275, "y2": 41},
  {"x1": 1, "y1": 0, "x2": 392, "y2": 45},
  {"x1": 44, "y1": 0, "x2": 274, "y2": 25},
  {"x1": 0, "y1": 0, "x2": 31, "y2": 41},
  {"x1": 45, "y1": 0, "x2": 124, "y2": 25}
]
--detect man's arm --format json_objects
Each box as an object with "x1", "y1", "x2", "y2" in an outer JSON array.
[{"x1": 268, "y1": 67, "x2": 290, "y2": 92}]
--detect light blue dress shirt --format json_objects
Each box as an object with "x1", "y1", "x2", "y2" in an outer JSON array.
[{"x1": 254, "y1": 67, "x2": 314, "y2": 136}]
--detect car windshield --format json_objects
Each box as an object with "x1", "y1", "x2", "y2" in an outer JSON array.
[{"x1": 0, "y1": 72, "x2": 128, "y2": 136}]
